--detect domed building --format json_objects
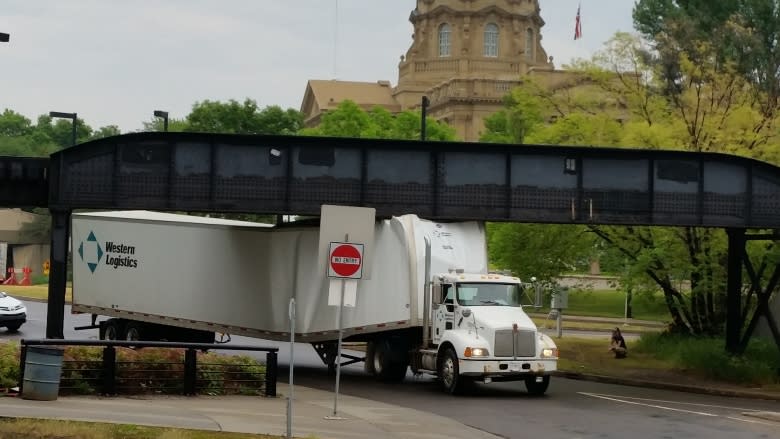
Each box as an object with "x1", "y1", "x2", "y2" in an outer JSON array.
[{"x1": 301, "y1": 0, "x2": 571, "y2": 141}]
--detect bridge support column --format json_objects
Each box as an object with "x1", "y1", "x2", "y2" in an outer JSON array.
[
  {"x1": 725, "y1": 228, "x2": 744, "y2": 354},
  {"x1": 46, "y1": 209, "x2": 71, "y2": 339}
]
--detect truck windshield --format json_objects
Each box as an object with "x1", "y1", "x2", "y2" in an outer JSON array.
[{"x1": 456, "y1": 283, "x2": 523, "y2": 307}]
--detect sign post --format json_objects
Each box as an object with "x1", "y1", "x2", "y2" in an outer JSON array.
[
  {"x1": 286, "y1": 298, "x2": 295, "y2": 439},
  {"x1": 326, "y1": 239, "x2": 364, "y2": 420},
  {"x1": 318, "y1": 205, "x2": 375, "y2": 421}
]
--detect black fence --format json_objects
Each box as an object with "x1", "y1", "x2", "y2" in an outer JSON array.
[{"x1": 19, "y1": 339, "x2": 279, "y2": 397}]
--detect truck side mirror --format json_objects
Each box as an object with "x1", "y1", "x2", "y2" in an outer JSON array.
[{"x1": 432, "y1": 284, "x2": 442, "y2": 304}]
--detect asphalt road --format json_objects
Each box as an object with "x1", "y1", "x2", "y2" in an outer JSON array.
[{"x1": 5, "y1": 301, "x2": 779, "y2": 439}]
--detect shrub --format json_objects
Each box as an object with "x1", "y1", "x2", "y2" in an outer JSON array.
[
  {"x1": 636, "y1": 332, "x2": 780, "y2": 385},
  {"x1": 58, "y1": 346, "x2": 267, "y2": 396},
  {"x1": 0, "y1": 343, "x2": 20, "y2": 389}
]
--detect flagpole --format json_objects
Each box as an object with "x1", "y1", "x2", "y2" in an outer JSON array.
[{"x1": 334, "y1": 0, "x2": 339, "y2": 80}]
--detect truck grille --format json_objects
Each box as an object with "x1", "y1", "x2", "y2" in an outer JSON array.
[{"x1": 494, "y1": 329, "x2": 536, "y2": 357}]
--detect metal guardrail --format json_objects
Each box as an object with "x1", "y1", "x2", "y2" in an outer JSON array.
[{"x1": 19, "y1": 339, "x2": 279, "y2": 397}]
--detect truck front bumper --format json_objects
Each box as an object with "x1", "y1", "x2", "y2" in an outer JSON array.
[{"x1": 459, "y1": 358, "x2": 557, "y2": 380}]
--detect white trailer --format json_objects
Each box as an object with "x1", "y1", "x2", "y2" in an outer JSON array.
[{"x1": 71, "y1": 211, "x2": 558, "y2": 395}]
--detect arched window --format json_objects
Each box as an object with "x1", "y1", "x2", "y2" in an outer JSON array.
[
  {"x1": 484, "y1": 23, "x2": 499, "y2": 57},
  {"x1": 439, "y1": 23, "x2": 451, "y2": 57},
  {"x1": 525, "y1": 28, "x2": 535, "y2": 60}
]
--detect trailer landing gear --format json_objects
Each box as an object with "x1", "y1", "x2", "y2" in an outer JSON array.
[{"x1": 311, "y1": 342, "x2": 365, "y2": 374}]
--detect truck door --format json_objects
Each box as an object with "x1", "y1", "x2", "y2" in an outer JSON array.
[{"x1": 433, "y1": 284, "x2": 454, "y2": 345}]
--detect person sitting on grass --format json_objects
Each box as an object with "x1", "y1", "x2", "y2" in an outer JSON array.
[{"x1": 609, "y1": 327, "x2": 627, "y2": 359}]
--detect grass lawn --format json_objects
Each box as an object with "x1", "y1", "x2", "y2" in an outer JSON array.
[
  {"x1": 530, "y1": 317, "x2": 662, "y2": 334},
  {"x1": 537, "y1": 288, "x2": 670, "y2": 322},
  {"x1": 0, "y1": 284, "x2": 72, "y2": 302},
  {"x1": 0, "y1": 418, "x2": 293, "y2": 439}
]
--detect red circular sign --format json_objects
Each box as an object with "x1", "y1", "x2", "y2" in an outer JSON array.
[{"x1": 330, "y1": 244, "x2": 362, "y2": 277}]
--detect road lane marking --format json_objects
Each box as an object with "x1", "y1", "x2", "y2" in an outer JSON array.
[
  {"x1": 579, "y1": 392, "x2": 762, "y2": 413},
  {"x1": 726, "y1": 416, "x2": 775, "y2": 426},
  {"x1": 579, "y1": 392, "x2": 718, "y2": 417}
]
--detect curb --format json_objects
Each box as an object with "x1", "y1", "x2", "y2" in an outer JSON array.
[
  {"x1": 554, "y1": 371, "x2": 780, "y2": 402},
  {"x1": 742, "y1": 411, "x2": 780, "y2": 423}
]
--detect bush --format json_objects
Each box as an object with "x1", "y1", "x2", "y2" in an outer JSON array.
[
  {"x1": 32, "y1": 274, "x2": 49, "y2": 285},
  {"x1": 59, "y1": 346, "x2": 267, "y2": 395},
  {"x1": 0, "y1": 343, "x2": 20, "y2": 389},
  {"x1": 636, "y1": 333, "x2": 780, "y2": 385}
]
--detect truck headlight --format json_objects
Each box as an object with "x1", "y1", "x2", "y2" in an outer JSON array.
[
  {"x1": 464, "y1": 347, "x2": 490, "y2": 357},
  {"x1": 542, "y1": 348, "x2": 559, "y2": 358}
]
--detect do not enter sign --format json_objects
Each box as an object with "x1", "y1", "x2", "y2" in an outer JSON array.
[{"x1": 328, "y1": 242, "x2": 364, "y2": 279}]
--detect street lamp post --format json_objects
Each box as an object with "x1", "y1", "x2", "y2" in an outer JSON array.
[
  {"x1": 49, "y1": 111, "x2": 77, "y2": 147},
  {"x1": 420, "y1": 96, "x2": 430, "y2": 141},
  {"x1": 153, "y1": 110, "x2": 169, "y2": 132}
]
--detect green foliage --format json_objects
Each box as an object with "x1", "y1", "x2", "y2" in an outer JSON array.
[
  {"x1": 488, "y1": 223, "x2": 595, "y2": 284},
  {"x1": 481, "y1": 30, "x2": 780, "y2": 335},
  {"x1": 636, "y1": 332, "x2": 780, "y2": 384},
  {"x1": 185, "y1": 99, "x2": 303, "y2": 135},
  {"x1": 537, "y1": 288, "x2": 671, "y2": 321},
  {"x1": 480, "y1": 86, "x2": 545, "y2": 144},
  {"x1": 633, "y1": 0, "x2": 780, "y2": 112},
  {"x1": 58, "y1": 346, "x2": 267, "y2": 396},
  {"x1": 0, "y1": 342, "x2": 20, "y2": 389},
  {"x1": 302, "y1": 100, "x2": 457, "y2": 141}
]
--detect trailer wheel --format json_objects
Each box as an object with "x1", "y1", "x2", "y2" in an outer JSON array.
[
  {"x1": 524, "y1": 375, "x2": 550, "y2": 396},
  {"x1": 438, "y1": 347, "x2": 463, "y2": 395},
  {"x1": 372, "y1": 339, "x2": 408, "y2": 382},
  {"x1": 102, "y1": 320, "x2": 121, "y2": 340},
  {"x1": 125, "y1": 323, "x2": 142, "y2": 341},
  {"x1": 364, "y1": 341, "x2": 376, "y2": 375}
]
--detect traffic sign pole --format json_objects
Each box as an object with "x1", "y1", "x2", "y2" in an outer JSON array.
[{"x1": 328, "y1": 234, "x2": 348, "y2": 420}]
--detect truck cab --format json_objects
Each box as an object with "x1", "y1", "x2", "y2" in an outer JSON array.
[{"x1": 415, "y1": 271, "x2": 558, "y2": 395}]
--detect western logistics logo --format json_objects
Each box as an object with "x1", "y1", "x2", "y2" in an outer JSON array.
[{"x1": 78, "y1": 231, "x2": 139, "y2": 273}]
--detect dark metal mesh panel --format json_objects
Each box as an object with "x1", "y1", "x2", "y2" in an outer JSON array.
[
  {"x1": 117, "y1": 142, "x2": 170, "y2": 209},
  {"x1": 439, "y1": 152, "x2": 506, "y2": 218},
  {"x1": 751, "y1": 170, "x2": 780, "y2": 227},
  {"x1": 63, "y1": 154, "x2": 113, "y2": 205},
  {"x1": 365, "y1": 150, "x2": 433, "y2": 217},
  {"x1": 214, "y1": 144, "x2": 287, "y2": 211},
  {"x1": 511, "y1": 188, "x2": 577, "y2": 222}
]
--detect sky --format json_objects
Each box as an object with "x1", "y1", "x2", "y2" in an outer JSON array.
[{"x1": 1, "y1": 1, "x2": 636, "y2": 133}]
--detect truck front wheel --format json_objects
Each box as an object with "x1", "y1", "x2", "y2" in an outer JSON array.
[
  {"x1": 438, "y1": 348, "x2": 463, "y2": 395},
  {"x1": 524, "y1": 375, "x2": 550, "y2": 396}
]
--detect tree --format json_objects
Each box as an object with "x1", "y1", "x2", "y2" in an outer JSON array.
[
  {"x1": 0, "y1": 111, "x2": 60, "y2": 157},
  {"x1": 0, "y1": 109, "x2": 33, "y2": 137},
  {"x1": 481, "y1": 32, "x2": 780, "y2": 335},
  {"x1": 488, "y1": 223, "x2": 595, "y2": 284},
  {"x1": 34, "y1": 114, "x2": 93, "y2": 149},
  {"x1": 89, "y1": 125, "x2": 122, "y2": 141},
  {"x1": 141, "y1": 117, "x2": 188, "y2": 133},
  {"x1": 301, "y1": 100, "x2": 458, "y2": 141},
  {"x1": 185, "y1": 99, "x2": 303, "y2": 135},
  {"x1": 633, "y1": 0, "x2": 780, "y2": 117},
  {"x1": 481, "y1": 86, "x2": 545, "y2": 144}
]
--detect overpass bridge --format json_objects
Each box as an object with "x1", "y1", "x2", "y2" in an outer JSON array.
[{"x1": 2, "y1": 132, "x2": 778, "y2": 352}]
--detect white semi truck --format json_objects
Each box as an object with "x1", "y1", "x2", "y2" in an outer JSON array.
[{"x1": 71, "y1": 210, "x2": 558, "y2": 395}]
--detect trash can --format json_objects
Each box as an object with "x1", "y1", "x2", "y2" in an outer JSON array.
[{"x1": 21, "y1": 346, "x2": 64, "y2": 401}]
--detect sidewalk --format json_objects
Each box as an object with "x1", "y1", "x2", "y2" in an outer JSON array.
[{"x1": 0, "y1": 383, "x2": 502, "y2": 439}]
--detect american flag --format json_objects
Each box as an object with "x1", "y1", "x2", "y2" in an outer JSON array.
[{"x1": 574, "y1": 4, "x2": 583, "y2": 40}]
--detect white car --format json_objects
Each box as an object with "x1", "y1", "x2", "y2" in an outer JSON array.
[{"x1": 0, "y1": 291, "x2": 27, "y2": 332}]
